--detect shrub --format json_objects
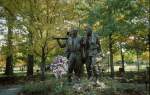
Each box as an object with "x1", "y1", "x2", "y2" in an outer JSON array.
[{"x1": 20, "y1": 81, "x2": 51, "y2": 95}]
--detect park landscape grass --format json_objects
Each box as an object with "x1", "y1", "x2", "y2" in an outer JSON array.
[
  {"x1": 0, "y1": 64, "x2": 149, "y2": 95},
  {"x1": 18, "y1": 76, "x2": 148, "y2": 95},
  {"x1": 16, "y1": 68, "x2": 149, "y2": 95}
]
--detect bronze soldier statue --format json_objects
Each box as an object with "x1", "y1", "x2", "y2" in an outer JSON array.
[
  {"x1": 83, "y1": 26, "x2": 102, "y2": 83},
  {"x1": 66, "y1": 29, "x2": 83, "y2": 82},
  {"x1": 55, "y1": 31, "x2": 71, "y2": 58},
  {"x1": 55, "y1": 28, "x2": 83, "y2": 82}
]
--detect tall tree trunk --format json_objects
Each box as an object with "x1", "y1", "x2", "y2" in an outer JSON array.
[
  {"x1": 5, "y1": 16, "x2": 13, "y2": 76},
  {"x1": 120, "y1": 46, "x2": 125, "y2": 72},
  {"x1": 136, "y1": 50, "x2": 140, "y2": 73},
  {"x1": 5, "y1": 54, "x2": 13, "y2": 75},
  {"x1": 148, "y1": 34, "x2": 150, "y2": 67},
  {"x1": 27, "y1": 32, "x2": 34, "y2": 77},
  {"x1": 26, "y1": 0, "x2": 35, "y2": 77},
  {"x1": 109, "y1": 34, "x2": 114, "y2": 78},
  {"x1": 41, "y1": 47, "x2": 46, "y2": 81},
  {"x1": 27, "y1": 54, "x2": 34, "y2": 76}
]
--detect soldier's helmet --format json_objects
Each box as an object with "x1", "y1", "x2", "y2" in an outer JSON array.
[
  {"x1": 67, "y1": 27, "x2": 77, "y2": 36},
  {"x1": 84, "y1": 26, "x2": 92, "y2": 33},
  {"x1": 70, "y1": 28, "x2": 79, "y2": 35}
]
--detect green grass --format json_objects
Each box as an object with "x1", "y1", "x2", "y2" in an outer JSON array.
[
  {"x1": 21, "y1": 81, "x2": 52, "y2": 95},
  {"x1": 19, "y1": 76, "x2": 148, "y2": 95},
  {"x1": 20, "y1": 77, "x2": 73, "y2": 95}
]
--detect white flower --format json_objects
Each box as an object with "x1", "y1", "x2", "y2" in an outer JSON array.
[{"x1": 50, "y1": 55, "x2": 68, "y2": 78}]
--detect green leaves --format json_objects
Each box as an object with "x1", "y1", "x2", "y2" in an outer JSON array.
[{"x1": 0, "y1": 0, "x2": 149, "y2": 67}]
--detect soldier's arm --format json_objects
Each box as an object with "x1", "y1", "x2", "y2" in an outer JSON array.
[
  {"x1": 96, "y1": 37, "x2": 102, "y2": 53},
  {"x1": 56, "y1": 39, "x2": 66, "y2": 48},
  {"x1": 80, "y1": 37, "x2": 85, "y2": 47},
  {"x1": 65, "y1": 39, "x2": 71, "y2": 58}
]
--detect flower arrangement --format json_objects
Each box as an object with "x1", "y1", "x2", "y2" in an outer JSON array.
[{"x1": 50, "y1": 55, "x2": 68, "y2": 78}]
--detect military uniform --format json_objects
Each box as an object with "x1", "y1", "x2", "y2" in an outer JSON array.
[
  {"x1": 66, "y1": 32, "x2": 82, "y2": 82},
  {"x1": 84, "y1": 32, "x2": 101, "y2": 81}
]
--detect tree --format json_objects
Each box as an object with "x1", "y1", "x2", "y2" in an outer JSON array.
[
  {"x1": 31, "y1": 0, "x2": 78, "y2": 80},
  {"x1": 0, "y1": 0, "x2": 18, "y2": 76}
]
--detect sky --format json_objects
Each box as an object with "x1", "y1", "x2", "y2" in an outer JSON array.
[{"x1": 0, "y1": 18, "x2": 7, "y2": 47}]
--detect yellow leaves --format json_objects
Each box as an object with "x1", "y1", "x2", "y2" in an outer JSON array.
[
  {"x1": 0, "y1": 55, "x2": 5, "y2": 67},
  {"x1": 82, "y1": 23, "x2": 89, "y2": 28},
  {"x1": 93, "y1": 21, "x2": 100, "y2": 30},
  {"x1": 116, "y1": 14, "x2": 125, "y2": 22},
  {"x1": 48, "y1": 40, "x2": 57, "y2": 49},
  {"x1": 141, "y1": 51, "x2": 149, "y2": 61},
  {"x1": 94, "y1": 21, "x2": 100, "y2": 26},
  {"x1": 16, "y1": 59, "x2": 26, "y2": 66},
  {"x1": 138, "y1": 0, "x2": 145, "y2": 4}
]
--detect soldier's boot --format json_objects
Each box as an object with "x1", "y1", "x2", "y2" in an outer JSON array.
[
  {"x1": 91, "y1": 65, "x2": 100, "y2": 86},
  {"x1": 88, "y1": 69, "x2": 93, "y2": 81},
  {"x1": 90, "y1": 64, "x2": 95, "y2": 81},
  {"x1": 86, "y1": 67, "x2": 92, "y2": 80},
  {"x1": 67, "y1": 61, "x2": 74, "y2": 82},
  {"x1": 74, "y1": 76, "x2": 80, "y2": 83}
]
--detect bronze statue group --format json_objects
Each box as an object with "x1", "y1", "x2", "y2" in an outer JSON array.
[{"x1": 56, "y1": 26, "x2": 102, "y2": 84}]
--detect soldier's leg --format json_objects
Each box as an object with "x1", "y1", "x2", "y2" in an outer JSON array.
[
  {"x1": 73, "y1": 59, "x2": 78, "y2": 77},
  {"x1": 79, "y1": 62, "x2": 84, "y2": 78},
  {"x1": 76, "y1": 57, "x2": 83, "y2": 79},
  {"x1": 93, "y1": 65, "x2": 99, "y2": 80},
  {"x1": 92, "y1": 56, "x2": 99, "y2": 81},
  {"x1": 86, "y1": 56, "x2": 92, "y2": 79},
  {"x1": 68, "y1": 57, "x2": 75, "y2": 82},
  {"x1": 74, "y1": 56, "x2": 82, "y2": 80}
]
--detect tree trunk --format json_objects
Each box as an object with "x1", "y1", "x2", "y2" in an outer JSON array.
[
  {"x1": 148, "y1": 34, "x2": 150, "y2": 67},
  {"x1": 5, "y1": 54, "x2": 13, "y2": 76},
  {"x1": 5, "y1": 16, "x2": 13, "y2": 76},
  {"x1": 41, "y1": 47, "x2": 46, "y2": 81},
  {"x1": 26, "y1": 0, "x2": 36, "y2": 77},
  {"x1": 109, "y1": 34, "x2": 114, "y2": 78},
  {"x1": 108, "y1": 53, "x2": 110, "y2": 73},
  {"x1": 27, "y1": 32, "x2": 34, "y2": 77},
  {"x1": 120, "y1": 46, "x2": 125, "y2": 72},
  {"x1": 136, "y1": 50, "x2": 140, "y2": 73},
  {"x1": 27, "y1": 54, "x2": 34, "y2": 76}
]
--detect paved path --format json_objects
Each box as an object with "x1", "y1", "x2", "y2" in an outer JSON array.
[{"x1": 0, "y1": 85, "x2": 22, "y2": 95}]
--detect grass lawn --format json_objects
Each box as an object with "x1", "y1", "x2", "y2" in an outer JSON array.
[
  {"x1": 0, "y1": 64, "x2": 149, "y2": 95},
  {"x1": 19, "y1": 76, "x2": 148, "y2": 95}
]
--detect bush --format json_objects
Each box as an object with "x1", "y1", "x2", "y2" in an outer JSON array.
[
  {"x1": 20, "y1": 81, "x2": 51, "y2": 95},
  {"x1": 19, "y1": 77, "x2": 147, "y2": 95}
]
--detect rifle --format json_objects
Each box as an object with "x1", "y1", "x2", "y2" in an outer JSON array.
[
  {"x1": 52, "y1": 37, "x2": 68, "y2": 48},
  {"x1": 52, "y1": 37, "x2": 68, "y2": 40}
]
